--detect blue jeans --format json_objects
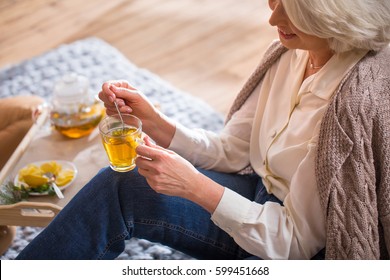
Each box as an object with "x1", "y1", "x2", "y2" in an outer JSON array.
[{"x1": 16, "y1": 167, "x2": 284, "y2": 260}]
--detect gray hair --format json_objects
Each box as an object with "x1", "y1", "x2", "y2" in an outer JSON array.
[{"x1": 282, "y1": 0, "x2": 390, "y2": 52}]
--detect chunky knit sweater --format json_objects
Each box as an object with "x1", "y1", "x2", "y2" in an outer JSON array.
[{"x1": 226, "y1": 40, "x2": 390, "y2": 260}]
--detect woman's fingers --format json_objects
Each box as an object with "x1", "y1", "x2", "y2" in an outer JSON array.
[
  {"x1": 99, "y1": 80, "x2": 138, "y2": 103},
  {"x1": 136, "y1": 136, "x2": 172, "y2": 159},
  {"x1": 109, "y1": 84, "x2": 139, "y2": 98},
  {"x1": 99, "y1": 80, "x2": 142, "y2": 114},
  {"x1": 99, "y1": 80, "x2": 165, "y2": 141},
  {"x1": 135, "y1": 142, "x2": 199, "y2": 198},
  {"x1": 136, "y1": 143, "x2": 162, "y2": 161},
  {"x1": 135, "y1": 137, "x2": 172, "y2": 174}
]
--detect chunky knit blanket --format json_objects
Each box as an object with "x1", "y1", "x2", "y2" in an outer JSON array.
[
  {"x1": 227, "y1": 40, "x2": 390, "y2": 260},
  {"x1": 0, "y1": 37, "x2": 223, "y2": 260}
]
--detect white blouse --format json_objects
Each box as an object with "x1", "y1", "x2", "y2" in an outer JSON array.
[{"x1": 169, "y1": 48, "x2": 367, "y2": 259}]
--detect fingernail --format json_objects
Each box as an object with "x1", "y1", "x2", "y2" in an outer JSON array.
[{"x1": 108, "y1": 95, "x2": 114, "y2": 103}]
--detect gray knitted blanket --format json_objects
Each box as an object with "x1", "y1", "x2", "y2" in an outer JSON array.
[{"x1": 0, "y1": 37, "x2": 224, "y2": 260}]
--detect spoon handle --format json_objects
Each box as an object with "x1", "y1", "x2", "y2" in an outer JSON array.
[
  {"x1": 44, "y1": 172, "x2": 64, "y2": 199},
  {"x1": 52, "y1": 182, "x2": 64, "y2": 199},
  {"x1": 114, "y1": 101, "x2": 125, "y2": 130}
]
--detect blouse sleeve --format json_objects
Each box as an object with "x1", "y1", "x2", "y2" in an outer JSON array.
[{"x1": 168, "y1": 89, "x2": 259, "y2": 172}]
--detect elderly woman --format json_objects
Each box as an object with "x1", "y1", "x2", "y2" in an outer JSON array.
[{"x1": 17, "y1": 0, "x2": 390, "y2": 260}]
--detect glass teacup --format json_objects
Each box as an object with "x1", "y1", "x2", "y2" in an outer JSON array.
[{"x1": 99, "y1": 114, "x2": 142, "y2": 172}]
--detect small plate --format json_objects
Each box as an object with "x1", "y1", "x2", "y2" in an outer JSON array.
[{"x1": 14, "y1": 160, "x2": 77, "y2": 196}]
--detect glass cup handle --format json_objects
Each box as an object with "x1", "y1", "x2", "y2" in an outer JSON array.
[{"x1": 135, "y1": 137, "x2": 145, "y2": 147}]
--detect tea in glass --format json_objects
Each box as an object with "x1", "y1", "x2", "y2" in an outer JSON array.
[{"x1": 99, "y1": 114, "x2": 142, "y2": 172}]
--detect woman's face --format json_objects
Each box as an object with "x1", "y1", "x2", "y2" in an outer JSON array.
[{"x1": 268, "y1": 0, "x2": 328, "y2": 52}]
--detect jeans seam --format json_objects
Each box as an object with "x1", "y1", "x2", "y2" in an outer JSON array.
[
  {"x1": 255, "y1": 191, "x2": 262, "y2": 202},
  {"x1": 134, "y1": 219, "x2": 239, "y2": 256},
  {"x1": 97, "y1": 230, "x2": 129, "y2": 260}
]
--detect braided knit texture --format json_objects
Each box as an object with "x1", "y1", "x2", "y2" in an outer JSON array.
[
  {"x1": 227, "y1": 40, "x2": 390, "y2": 259},
  {"x1": 316, "y1": 48, "x2": 390, "y2": 259}
]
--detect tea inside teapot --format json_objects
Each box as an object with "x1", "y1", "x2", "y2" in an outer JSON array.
[{"x1": 50, "y1": 73, "x2": 104, "y2": 139}]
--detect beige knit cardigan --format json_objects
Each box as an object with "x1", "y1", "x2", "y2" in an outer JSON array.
[{"x1": 226, "y1": 40, "x2": 390, "y2": 260}]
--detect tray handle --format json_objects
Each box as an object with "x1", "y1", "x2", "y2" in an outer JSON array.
[{"x1": 0, "y1": 201, "x2": 62, "y2": 227}]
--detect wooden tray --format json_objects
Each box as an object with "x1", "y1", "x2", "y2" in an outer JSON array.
[{"x1": 0, "y1": 106, "x2": 108, "y2": 227}]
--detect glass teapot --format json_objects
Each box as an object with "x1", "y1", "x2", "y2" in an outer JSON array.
[{"x1": 50, "y1": 73, "x2": 104, "y2": 139}]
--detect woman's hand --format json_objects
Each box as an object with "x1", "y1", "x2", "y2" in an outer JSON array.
[
  {"x1": 99, "y1": 80, "x2": 157, "y2": 122},
  {"x1": 98, "y1": 80, "x2": 176, "y2": 148},
  {"x1": 135, "y1": 136, "x2": 225, "y2": 213}
]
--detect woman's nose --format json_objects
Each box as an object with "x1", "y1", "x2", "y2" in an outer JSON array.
[{"x1": 268, "y1": 0, "x2": 285, "y2": 26}]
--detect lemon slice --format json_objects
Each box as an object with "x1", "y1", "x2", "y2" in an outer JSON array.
[
  {"x1": 19, "y1": 164, "x2": 41, "y2": 177},
  {"x1": 40, "y1": 161, "x2": 62, "y2": 175},
  {"x1": 21, "y1": 174, "x2": 49, "y2": 187},
  {"x1": 55, "y1": 169, "x2": 75, "y2": 186}
]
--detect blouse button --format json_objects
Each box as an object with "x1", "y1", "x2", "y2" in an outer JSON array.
[{"x1": 271, "y1": 130, "x2": 277, "y2": 138}]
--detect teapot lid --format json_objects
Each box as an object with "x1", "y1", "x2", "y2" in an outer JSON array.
[{"x1": 53, "y1": 73, "x2": 89, "y2": 101}]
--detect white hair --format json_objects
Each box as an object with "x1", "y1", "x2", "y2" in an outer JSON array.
[{"x1": 282, "y1": 0, "x2": 390, "y2": 52}]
